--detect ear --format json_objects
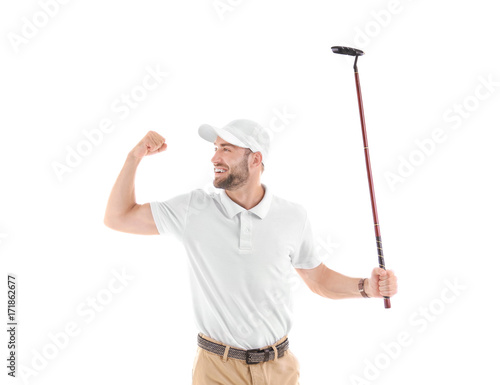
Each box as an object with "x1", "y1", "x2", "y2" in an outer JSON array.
[{"x1": 252, "y1": 152, "x2": 263, "y2": 169}]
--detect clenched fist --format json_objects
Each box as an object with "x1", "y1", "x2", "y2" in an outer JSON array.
[
  {"x1": 129, "y1": 131, "x2": 167, "y2": 159},
  {"x1": 366, "y1": 268, "x2": 398, "y2": 298}
]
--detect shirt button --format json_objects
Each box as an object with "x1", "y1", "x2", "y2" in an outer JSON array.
[{"x1": 245, "y1": 228, "x2": 250, "y2": 233}]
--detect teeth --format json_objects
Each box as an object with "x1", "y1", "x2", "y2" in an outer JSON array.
[{"x1": 215, "y1": 169, "x2": 227, "y2": 173}]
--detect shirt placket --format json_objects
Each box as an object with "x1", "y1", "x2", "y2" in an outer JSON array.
[{"x1": 239, "y1": 211, "x2": 253, "y2": 251}]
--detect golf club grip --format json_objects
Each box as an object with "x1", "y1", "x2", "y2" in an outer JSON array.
[
  {"x1": 354, "y1": 70, "x2": 392, "y2": 310},
  {"x1": 376, "y1": 236, "x2": 391, "y2": 309}
]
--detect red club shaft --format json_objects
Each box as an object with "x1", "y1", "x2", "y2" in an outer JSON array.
[{"x1": 353, "y1": 61, "x2": 391, "y2": 309}]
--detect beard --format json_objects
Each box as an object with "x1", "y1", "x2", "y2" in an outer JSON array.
[{"x1": 213, "y1": 155, "x2": 250, "y2": 190}]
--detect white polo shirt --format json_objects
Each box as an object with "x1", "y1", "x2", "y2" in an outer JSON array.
[{"x1": 150, "y1": 183, "x2": 322, "y2": 349}]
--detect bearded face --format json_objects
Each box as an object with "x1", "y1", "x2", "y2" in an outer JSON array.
[{"x1": 213, "y1": 149, "x2": 251, "y2": 190}]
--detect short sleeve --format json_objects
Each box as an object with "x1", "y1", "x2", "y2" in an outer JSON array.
[
  {"x1": 149, "y1": 191, "x2": 192, "y2": 238},
  {"x1": 290, "y1": 212, "x2": 323, "y2": 269}
]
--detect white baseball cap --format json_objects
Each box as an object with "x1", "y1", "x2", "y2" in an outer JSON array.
[{"x1": 198, "y1": 119, "x2": 271, "y2": 163}]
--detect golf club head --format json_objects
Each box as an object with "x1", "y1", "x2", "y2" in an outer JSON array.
[{"x1": 331, "y1": 46, "x2": 364, "y2": 56}]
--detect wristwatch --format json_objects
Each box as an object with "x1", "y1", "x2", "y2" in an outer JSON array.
[{"x1": 358, "y1": 278, "x2": 370, "y2": 298}]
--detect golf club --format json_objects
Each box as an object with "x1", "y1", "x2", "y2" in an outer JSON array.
[{"x1": 331, "y1": 45, "x2": 391, "y2": 309}]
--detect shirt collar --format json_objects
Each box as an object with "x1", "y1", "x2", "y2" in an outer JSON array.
[{"x1": 220, "y1": 183, "x2": 273, "y2": 219}]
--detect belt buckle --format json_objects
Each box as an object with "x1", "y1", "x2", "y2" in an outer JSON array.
[{"x1": 245, "y1": 348, "x2": 270, "y2": 365}]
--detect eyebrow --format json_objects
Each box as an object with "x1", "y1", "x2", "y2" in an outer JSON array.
[{"x1": 214, "y1": 143, "x2": 236, "y2": 148}]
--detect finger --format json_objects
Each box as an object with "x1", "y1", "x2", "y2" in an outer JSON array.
[
  {"x1": 380, "y1": 286, "x2": 397, "y2": 296},
  {"x1": 379, "y1": 269, "x2": 395, "y2": 281},
  {"x1": 379, "y1": 281, "x2": 397, "y2": 294},
  {"x1": 156, "y1": 137, "x2": 166, "y2": 150},
  {"x1": 145, "y1": 131, "x2": 160, "y2": 146},
  {"x1": 156, "y1": 143, "x2": 167, "y2": 153},
  {"x1": 379, "y1": 282, "x2": 396, "y2": 290},
  {"x1": 372, "y1": 267, "x2": 387, "y2": 277},
  {"x1": 150, "y1": 134, "x2": 165, "y2": 151},
  {"x1": 151, "y1": 132, "x2": 165, "y2": 144},
  {"x1": 148, "y1": 135, "x2": 161, "y2": 149},
  {"x1": 379, "y1": 280, "x2": 397, "y2": 289},
  {"x1": 379, "y1": 276, "x2": 397, "y2": 286},
  {"x1": 153, "y1": 134, "x2": 164, "y2": 147}
]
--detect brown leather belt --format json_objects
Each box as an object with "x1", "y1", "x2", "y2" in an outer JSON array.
[{"x1": 197, "y1": 333, "x2": 289, "y2": 365}]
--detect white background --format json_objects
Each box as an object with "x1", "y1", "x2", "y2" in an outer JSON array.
[{"x1": 1, "y1": 0, "x2": 499, "y2": 384}]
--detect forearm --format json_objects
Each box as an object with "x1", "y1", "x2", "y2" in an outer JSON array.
[
  {"x1": 316, "y1": 268, "x2": 368, "y2": 300},
  {"x1": 104, "y1": 153, "x2": 142, "y2": 224}
]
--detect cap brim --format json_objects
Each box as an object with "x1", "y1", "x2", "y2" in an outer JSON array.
[
  {"x1": 198, "y1": 124, "x2": 247, "y2": 148},
  {"x1": 198, "y1": 124, "x2": 218, "y2": 143}
]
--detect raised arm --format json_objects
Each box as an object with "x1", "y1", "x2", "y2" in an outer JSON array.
[{"x1": 103, "y1": 131, "x2": 167, "y2": 235}]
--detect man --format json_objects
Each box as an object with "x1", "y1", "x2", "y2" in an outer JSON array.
[{"x1": 104, "y1": 119, "x2": 398, "y2": 385}]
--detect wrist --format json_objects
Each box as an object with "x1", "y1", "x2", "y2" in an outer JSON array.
[
  {"x1": 126, "y1": 152, "x2": 143, "y2": 164},
  {"x1": 364, "y1": 278, "x2": 378, "y2": 298}
]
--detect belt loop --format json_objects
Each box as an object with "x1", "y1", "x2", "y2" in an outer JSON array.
[
  {"x1": 271, "y1": 345, "x2": 278, "y2": 361},
  {"x1": 222, "y1": 345, "x2": 230, "y2": 363},
  {"x1": 270, "y1": 335, "x2": 286, "y2": 361}
]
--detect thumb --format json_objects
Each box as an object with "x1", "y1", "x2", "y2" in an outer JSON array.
[
  {"x1": 372, "y1": 267, "x2": 388, "y2": 281},
  {"x1": 372, "y1": 267, "x2": 387, "y2": 278},
  {"x1": 156, "y1": 142, "x2": 167, "y2": 153}
]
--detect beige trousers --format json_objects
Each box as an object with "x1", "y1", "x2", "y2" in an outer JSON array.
[{"x1": 192, "y1": 333, "x2": 300, "y2": 385}]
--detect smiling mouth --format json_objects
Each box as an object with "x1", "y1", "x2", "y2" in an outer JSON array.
[{"x1": 214, "y1": 168, "x2": 228, "y2": 176}]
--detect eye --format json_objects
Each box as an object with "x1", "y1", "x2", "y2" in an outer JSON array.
[{"x1": 223, "y1": 148, "x2": 230, "y2": 152}]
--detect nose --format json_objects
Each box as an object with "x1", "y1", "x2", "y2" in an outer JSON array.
[{"x1": 211, "y1": 150, "x2": 220, "y2": 166}]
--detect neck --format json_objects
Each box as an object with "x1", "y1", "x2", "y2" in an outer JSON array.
[{"x1": 225, "y1": 182, "x2": 265, "y2": 210}]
